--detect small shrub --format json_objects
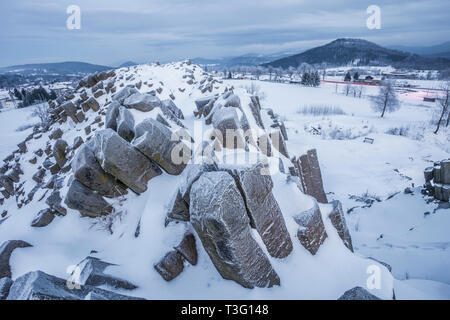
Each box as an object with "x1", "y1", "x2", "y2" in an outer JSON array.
[{"x1": 297, "y1": 104, "x2": 346, "y2": 116}]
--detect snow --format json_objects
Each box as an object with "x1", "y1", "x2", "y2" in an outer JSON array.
[{"x1": 1, "y1": 62, "x2": 449, "y2": 300}]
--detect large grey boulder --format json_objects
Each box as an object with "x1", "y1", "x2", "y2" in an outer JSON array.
[
  {"x1": 6, "y1": 270, "x2": 144, "y2": 300},
  {"x1": 88, "y1": 129, "x2": 162, "y2": 194},
  {"x1": 105, "y1": 101, "x2": 121, "y2": 131},
  {"x1": 0, "y1": 175, "x2": 14, "y2": 198},
  {"x1": 61, "y1": 101, "x2": 79, "y2": 123},
  {"x1": 73, "y1": 256, "x2": 137, "y2": 290},
  {"x1": 0, "y1": 277, "x2": 13, "y2": 300},
  {"x1": 45, "y1": 190, "x2": 67, "y2": 216},
  {"x1": 179, "y1": 162, "x2": 218, "y2": 204},
  {"x1": 112, "y1": 87, "x2": 139, "y2": 105},
  {"x1": 64, "y1": 179, "x2": 113, "y2": 218},
  {"x1": 124, "y1": 93, "x2": 162, "y2": 112},
  {"x1": 80, "y1": 97, "x2": 100, "y2": 112},
  {"x1": 117, "y1": 106, "x2": 135, "y2": 142},
  {"x1": 295, "y1": 149, "x2": 328, "y2": 204},
  {"x1": 0, "y1": 240, "x2": 32, "y2": 279},
  {"x1": 328, "y1": 200, "x2": 353, "y2": 252},
  {"x1": 211, "y1": 107, "x2": 245, "y2": 149},
  {"x1": 53, "y1": 139, "x2": 68, "y2": 168},
  {"x1": 226, "y1": 163, "x2": 293, "y2": 259},
  {"x1": 269, "y1": 129, "x2": 289, "y2": 158},
  {"x1": 293, "y1": 200, "x2": 328, "y2": 255},
  {"x1": 133, "y1": 119, "x2": 189, "y2": 175},
  {"x1": 338, "y1": 287, "x2": 381, "y2": 300},
  {"x1": 190, "y1": 171, "x2": 280, "y2": 289},
  {"x1": 72, "y1": 145, "x2": 127, "y2": 198}
]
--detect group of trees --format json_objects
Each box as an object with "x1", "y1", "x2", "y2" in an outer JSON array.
[
  {"x1": 344, "y1": 71, "x2": 360, "y2": 82},
  {"x1": 13, "y1": 86, "x2": 56, "y2": 108},
  {"x1": 301, "y1": 71, "x2": 321, "y2": 87}
]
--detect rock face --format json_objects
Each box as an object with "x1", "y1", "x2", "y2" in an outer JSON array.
[
  {"x1": 133, "y1": 119, "x2": 189, "y2": 175},
  {"x1": 124, "y1": 93, "x2": 162, "y2": 112},
  {"x1": 270, "y1": 129, "x2": 289, "y2": 158},
  {"x1": 167, "y1": 189, "x2": 190, "y2": 222},
  {"x1": 424, "y1": 159, "x2": 450, "y2": 202},
  {"x1": 294, "y1": 149, "x2": 328, "y2": 204},
  {"x1": 81, "y1": 97, "x2": 100, "y2": 112},
  {"x1": 338, "y1": 287, "x2": 381, "y2": 300},
  {"x1": 117, "y1": 106, "x2": 135, "y2": 142},
  {"x1": 64, "y1": 179, "x2": 113, "y2": 218},
  {"x1": 190, "y1": 171, "x2": 280, "y2": 289},
  {"x1": 0, "y1": 277, "x2": 13, "y2": 300},
  {"x1": 227, "y1": 163, "x2": 293, "y2": 259},
  {"x1": 72, "y1": 145, "x2": 127, "y2": 198},
  {"x1": 0, "y1": 240, "x2": 32, "y2": 279},
  {"x1": 293, "y1": 200, "x2": 328, "y2": 255},
  {"x1": 328, "y1": 200, "x2": 353, "y2": 252},
  {"x1": 88, "y1": 129, "x2": 162, "y2": 194},
  {"x1": 154, "y1": 250, "x2": 184, "y2": 281},
  {"x1": 6, "y1": 270, "x2": 143, "y2": 300}
]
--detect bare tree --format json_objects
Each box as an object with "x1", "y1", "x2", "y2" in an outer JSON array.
[
  {"x1": 371, "y1": 80, "x2": 400, "y2": 118},
  {"x1": 343, "y1": 83, "x2": 352, "y2": 96},
  {"x1": 32, "y1": 102, "x2": 51, "y2": 128},
  {"x1": 434, "y1": 81, "x2": 450, "y2": 134}
]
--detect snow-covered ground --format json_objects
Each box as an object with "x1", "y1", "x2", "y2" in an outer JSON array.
[
  {"x1": 226, "y1": 79, "x2": 450, "y2": 299},
  {"x1": 1, "y1": 63, "x2": 449, "y2": 300}
]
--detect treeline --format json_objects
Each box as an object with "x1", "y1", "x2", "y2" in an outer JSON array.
[
  {"x1": 13, "y1": 86, "x2": 57, "y2": 108},
  {"x1": 301, "y1": 71, "x2": 321, "y2": 87}
]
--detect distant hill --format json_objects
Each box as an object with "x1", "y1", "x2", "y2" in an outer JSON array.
[
  {"x1": 264, "y1": 38, "x2": 450, "y2": 70},
  {"x1": 392, "y1": 41, "x2": 450, "y2": 59},
  {"x1": 193, "y1": 52, "x2": 294, "y2": 70},
  {"x1": 0, "y1": 61, "x2": 112, "y2": 75},
  {"x1": 118, "y1": 61, "x2": 139, "y2": 68}
]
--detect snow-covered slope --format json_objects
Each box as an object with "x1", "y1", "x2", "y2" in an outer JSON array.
[{"x1": 1, "y1": 61, "x2": 402, "y2": 300}]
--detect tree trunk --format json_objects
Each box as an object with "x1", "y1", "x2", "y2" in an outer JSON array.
[
  {"x1": 434, "y1": 106, "x2": 446, "y2": 134},
  {"x1": 381, "y1": 98, "x2": 388, "y2": 118}
]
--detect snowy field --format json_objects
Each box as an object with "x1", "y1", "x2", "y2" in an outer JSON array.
[{"x1": 225, "y1": 79, "x2": 450, "y2": 299}]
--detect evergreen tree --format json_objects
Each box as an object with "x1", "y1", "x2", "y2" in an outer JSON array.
[
  {"x1": 353, "y1": 72, "x2": 359, "y2": 81},
  {"x1": 344, "y1": 71, "x2": 351, "y2": 82}
]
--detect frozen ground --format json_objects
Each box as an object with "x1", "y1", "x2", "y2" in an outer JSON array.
[{"x1": 226, "y1": 79, "x2": 450, "y2": 299}]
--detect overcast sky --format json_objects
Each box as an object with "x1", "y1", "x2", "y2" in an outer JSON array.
[{"x1": 1, "y1": 0, "x2": 449, "y2": 67}]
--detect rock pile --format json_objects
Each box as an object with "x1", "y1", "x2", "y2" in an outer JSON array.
[{"x1": 423, "y1": 159, "x2": 450, "y2": 202}]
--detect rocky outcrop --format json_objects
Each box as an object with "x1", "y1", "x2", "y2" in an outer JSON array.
[
  {"x1": 31, "y1": 208, "x2": 55, "y2": 227},
  {"x1": 73, "y1": 256, "x2": 137, "y2": 290},
  {"x1": 0, "y1": 240, "x2": 32, "y2": 279},
  {"x1": 292, "y1": 149, "x2": 328, "y2": 203},
  {"x1": 117, "y1": 106, "x2": 135, "y2": 142},
  {"x1": 72, "y1": 145, "x2": 127, "y2": 198},
  {"x1": 133, "y1": 119, "x2": 189, "y2": 175},
  {"x1": 423, "y1": 159, "x2": 450, "y2": 202},
  {"x1": 0, "y1": 277, "x2": 13, "y2": 300},
  {"x1": 328, "y1": 200, "x2": 353, "y2": 252},
  {"x1": 64, "y1": 179, "x2": 113, "y2": 217},
  {"x1": 293, "y1": 200, "x2": 327, "y2": 255},
  {"x1": 6, "y1": 270, "x2": 144, "y2": 300},
  {"x1": 88, "y1": 129, "x2": 162, "y2": 194},
  {"x1": 190, "y1": 171, "x2": 280, "y2": 289},
  {"x1": 225, "y1": 163, "x2": 293, "y2": 259},
  {"x1": 154, "y1": 250, "x2": 184, "y2": 281},
  {"x1": 124, "y1": 93, "x2": 162, "y2": 112},
  {"x1": 338, "y1": 287, "x2": 381, "y2": 300},
  {"x1": 211, "y1": 107, "x2": 245, "y2": 149}
]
